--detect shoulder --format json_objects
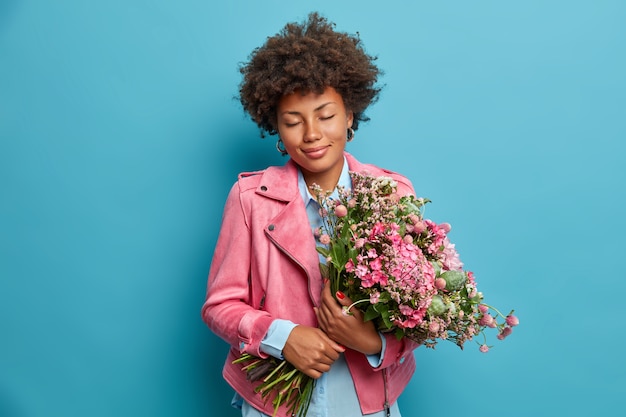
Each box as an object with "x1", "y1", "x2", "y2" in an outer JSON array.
[
  {"x1": 232, "y1": 163, "x2": 297, "y2": 198},
  {"x1": 236, "y1": 169, "x2": 265, "y2": 192}
]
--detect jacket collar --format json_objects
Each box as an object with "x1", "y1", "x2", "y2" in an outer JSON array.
[
  {"x1": 253, "y1": 159, "x2": 299, "y2": 202},
  {"x1": 254, "y1": 152, "x2": 374, "y2": 202}
]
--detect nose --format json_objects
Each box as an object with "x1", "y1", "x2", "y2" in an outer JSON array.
[{"x1": 303, "y1": 120, "x2": 322, "y2": 142}]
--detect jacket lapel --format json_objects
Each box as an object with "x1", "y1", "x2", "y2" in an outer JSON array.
[{"x1": 257, "y1": 161, "x2": 323, "y2": 304}]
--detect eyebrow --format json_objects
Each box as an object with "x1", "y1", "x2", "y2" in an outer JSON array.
[{"x1": 280, "y1": 101, "x2": 336, "y2": 115}]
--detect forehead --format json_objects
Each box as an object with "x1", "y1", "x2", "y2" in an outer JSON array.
[{"x1": 277, "y1": 87, "x2": 345, "y2": 112}]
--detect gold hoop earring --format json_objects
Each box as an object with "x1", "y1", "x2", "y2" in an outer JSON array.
[
  {"x1": 347, "y1": 128, "x2": 355, "y2": 142},
  {"x1": 276, "y1": 138, "x2": 287, "y2": 155}
]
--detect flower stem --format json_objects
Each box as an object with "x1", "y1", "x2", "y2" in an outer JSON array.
[
  {"x1": 480, "y1": 303, "x2": 508, "y2": 319},
  {"x1": 342, "y1": 298, "x2": 370, "y2": 315},
  {"x1": 262, "y1": 360, "x2": 286, "y2": 382}
]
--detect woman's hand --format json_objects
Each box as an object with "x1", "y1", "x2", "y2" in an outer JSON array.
[
  {"x1": 314, "y1": 283, "x2": 382, "y2": 355},
  {"x1": 282, "y1": 325, "x2": 345, "y2": 379}
]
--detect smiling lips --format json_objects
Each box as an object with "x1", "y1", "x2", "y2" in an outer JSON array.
[{"x1": 302, "y1": 145, "x2": 329, "y2": 159}]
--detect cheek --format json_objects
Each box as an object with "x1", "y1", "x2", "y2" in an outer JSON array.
[
  {"x1": 279, "y1": 131, "x2": 300, "y2": 150},
  {"x1": 325, "y1": 122, "x2": 348, "y2": 139},
  {"x1": 328, "y1": 125, "x2": 348, "y2": 140}
]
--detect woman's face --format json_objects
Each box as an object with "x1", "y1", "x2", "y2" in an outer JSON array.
[{"x1": 276, "y1": 86, "x2": 353, "y2": 191}]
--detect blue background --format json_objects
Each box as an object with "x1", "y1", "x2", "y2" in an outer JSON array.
[{"x1": 1, "y1": 1, "x2": 624, "y2": 416}]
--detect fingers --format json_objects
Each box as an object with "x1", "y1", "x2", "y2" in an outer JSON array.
[
  {"x1": 318, "y1": 283, "x2": 363, "y2": 325},
  {"x1": 282, "y1": 325, "x2": 344, "y2": 379},
  {"x1": 315, "y1": 283, "x2": 382, "y2": 355},
  {"x1": 333, "y1": 288, "x2": 352, "y2": 307}
]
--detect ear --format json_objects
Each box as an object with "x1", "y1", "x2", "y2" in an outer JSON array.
[{"x1": 346, "y1": 110, "x2": 354, "y2": 128}]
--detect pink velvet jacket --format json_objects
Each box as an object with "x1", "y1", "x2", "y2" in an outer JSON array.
[{"x1": 201, "y1": 152, "x2": 420, "y2": 416}]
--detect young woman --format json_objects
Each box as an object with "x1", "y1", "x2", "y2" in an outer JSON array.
[{"x1": 202, "y1": 12, "x2": 420, "y2": 417}]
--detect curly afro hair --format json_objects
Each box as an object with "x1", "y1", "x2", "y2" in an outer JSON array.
[{"x1": 238, "y1": 12, "x2": 382, "y2": 136}]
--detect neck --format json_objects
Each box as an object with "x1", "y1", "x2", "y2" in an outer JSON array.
[
  {"x1": 304, "y1": 177, "x2": 337, "y2": 194},
  {"x1": 302, "y1": 166, "x2": 343, "y2": 194}
]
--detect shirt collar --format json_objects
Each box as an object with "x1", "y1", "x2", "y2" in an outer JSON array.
[{"x1": 297, "y1": 156, "x2": 351, "y2": 204}]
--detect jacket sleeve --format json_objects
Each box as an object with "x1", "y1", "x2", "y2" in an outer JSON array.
[
  {"x1": 377, "y1": 333, "x2": 421, "y2": 370},
  {"x1": 200, "y1": 181, "x2": 274, "y2": 358}
]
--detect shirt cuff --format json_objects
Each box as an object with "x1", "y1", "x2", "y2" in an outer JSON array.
[
  {"x1": 366, "y1": 332, "x2": 387, "y2": 368},
  {"x1": 260, "y1": 319, "x2": 298, "y2": 360}
]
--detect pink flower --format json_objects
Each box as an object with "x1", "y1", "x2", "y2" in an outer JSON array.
[
  {"x1": 479, "y1": 314, "x2": 494, "y2": 327},
  {"x1": 370, "y1": 257, "x2": 382, "y2": 271},
  {"x1": 441, "y1": 238, "x2": 463, "y2": 270},
  {"x1": 319, "y1": 234, "x2": 331, "y2": 245},
  {"x1": 355, "y1": 264, "x2": 369, "y2": 278},
  {"x1": 413, "y1": 221, "x2": 426, "y2": 234},
  {"x1": 348, "y1": 198, "x2": 357, "y2": 208},
  {"x1": 479, "y1": 344, "x2": 489, "y2": 353},
  {"x1": 388, "y1": 233, "x2": 402, "y2": 246},
  {"x1": 478, "y1": 304, "x2": 489, "y2": 314},
  {"x1": 360, "y1": 273, "x2": 375, "y2": 288},
  {"x1": 369, "y1": 291, "x2": 380, "y2": 304},
  {"x1": 429, "y1": 322, "x2": 440, "y2": 333},
  {"x1": 439, "y1": 222, "x2": 452, "y2": 233},
  {"x1": 506, "y1": 315, "x2": 519, "y2": 327},
  {"x1": 408, "y1": 214, "x2": 420, "y2": 225},
  {"x1": 371, "y1": 222, "x2": 385, "y2": 237},
  {"x1": 371, "y1": 270, "x2": 388, "y2": 286},
  {"x1": 399, "y1": 304, "x2": 415, "y2": 316},
  {"x1": 434, "y1": 278, "x2": 447, "y2": 290},
  {"x1": 345, "y1": 259, "x2": 355, "y2": 272},
  {"x1": 334, "y1": 204, "x2": 348, "y2": 217}
]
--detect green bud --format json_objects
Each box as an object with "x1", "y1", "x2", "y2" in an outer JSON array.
[
  {"x1": 441, "y1": 270, "x2": 467, "y2": 291},
  {"x1": 447, "y1": 302, "x2": 457, "y2": 315},
  {"x1": 428, "y1": 295, "x2": 447, "y2": 316}
]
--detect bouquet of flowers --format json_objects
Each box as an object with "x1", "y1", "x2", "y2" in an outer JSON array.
[
  {"x1": 234, "y1": 171, "x2": 518, "y2": 417},
  {"x1": 314, "y1": 172, "x2": 517, "y2": 350}
]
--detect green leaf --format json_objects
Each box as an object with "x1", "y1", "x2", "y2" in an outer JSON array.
[
  {"x1": 316, "y1": 246, "x2": 330, "y2": 257},
  {"x1": 378, "y1": 292, "x2": 391, "y2": 303},
  {"x1": 319, "y1": 263, "x2": 329, "y2": 280},
  {"x1": 394, "y1": 327, "x2": 404, "y2": 340},
  {"x1": 380, "y1": 306, "x2": 393, "y2": 329},
  {"x1": 364, "y1": 304, "x2": 381, "y2": 322}
]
